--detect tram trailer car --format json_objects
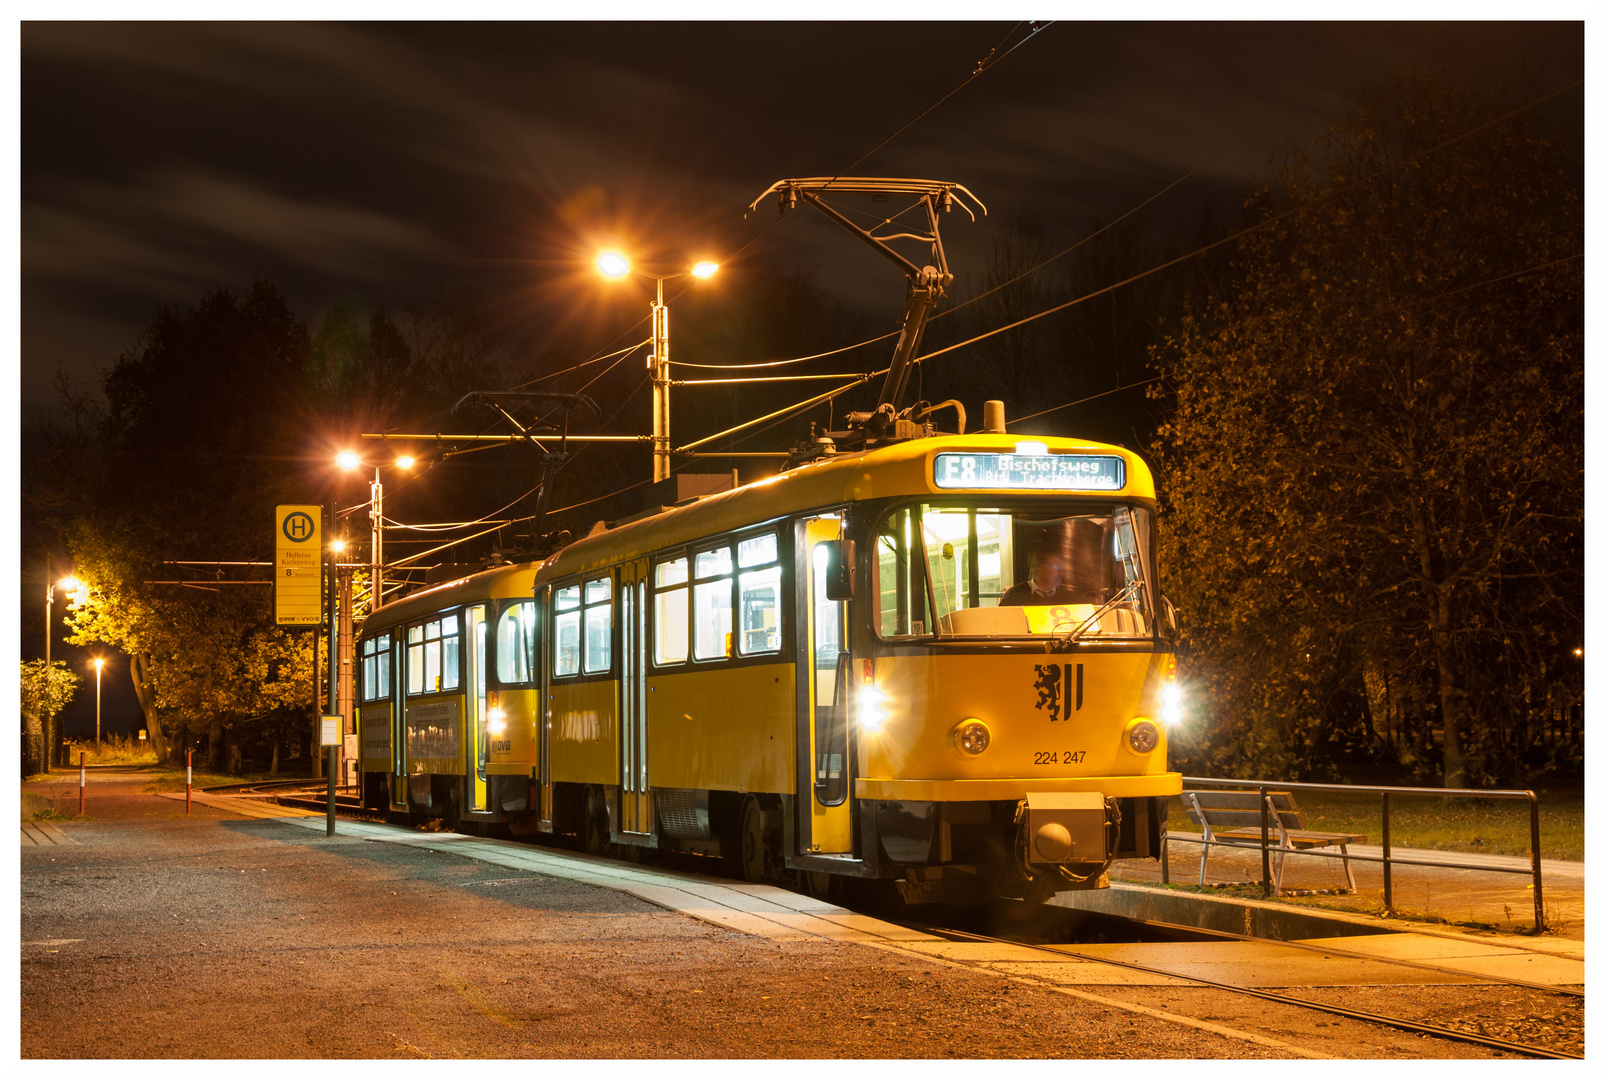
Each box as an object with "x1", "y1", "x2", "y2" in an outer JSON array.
[{"x1": 357, "y1": 432, "x2": 1182, "y2": 904}]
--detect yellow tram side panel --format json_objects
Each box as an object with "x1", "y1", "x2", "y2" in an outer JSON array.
[
  {"x1": 549, "y1": 678, "x2": 618, "y2": 786},
  {"x1": 359, "y1": 702, "x2": 392, "y2": 770},
  {"x1": 486, "y1": 686, "x2": 539, "y2": 774},
  {"x1": 856, "y1": 652, "x2": 1181, "y2": 802},
  {"x1": 647, "y1": 663, "x2": 796, "y2": 794},
  {"x1": 405, "y1": 691, "x2": 467, "y2": 776}
]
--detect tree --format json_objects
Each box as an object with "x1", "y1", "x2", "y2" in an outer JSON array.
[
  {"x1": 1153, "y1": 69, "x2": 1581, "y2": 786},
  {"x1": 20, "y1": 660, "x2": 79, "y2": 776},
  {"x1": 36, "y1": 282, "x2": 322, "y2": 769}
]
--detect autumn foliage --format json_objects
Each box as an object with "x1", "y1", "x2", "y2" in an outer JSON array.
[{"x1": 1153, "y1": 71, "x2": 1582, "y2": 786}]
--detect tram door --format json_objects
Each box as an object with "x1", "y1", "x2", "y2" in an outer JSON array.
[
  {"x1": 536, "y1": 584, "x2": 555, "y2": 832},
  {"x1": 390, "y1": 635, "x2": 408, "y2": 812},
  {"x1": 467, "y1": 605, "x2": 488, "y2": 813},
  {"x1": 804, "y1": 515, "x2": 853, "y2": 853},
  {"x1": 618, "y1": 558, "x2": 651, "y2": 836}
]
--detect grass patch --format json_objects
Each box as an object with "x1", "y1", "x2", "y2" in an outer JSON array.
[
  {"x1": 1168, "y1": 786, "x2": 1582, "y2": 861},
  {"x1": 20, "y1": 792, "x2": 75, "y2": 822},
  {"x1": 63, "y1": 735, "x2": 158, "y2": 765}
]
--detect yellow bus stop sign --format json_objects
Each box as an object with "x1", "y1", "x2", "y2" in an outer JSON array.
[{"x1": 275, "y1": 505, "x2": 323, "y2": 625}]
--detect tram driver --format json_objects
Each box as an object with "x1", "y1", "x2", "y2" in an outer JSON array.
[{"x1": 1000, "y1": 521, "x2": 1106, "y2": 607}]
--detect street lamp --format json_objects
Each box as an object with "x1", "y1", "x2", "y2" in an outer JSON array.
[
  {"x1": 44, "y1": 570, "x2": 82, "y2": 766},
  {"x1": 596, "y1": 251, "x2": 720, "y2": 483},
  {"x1": 336, "y1": 452, "x2": 415, "y2": 612},
  {"x1": 92, "y1": 657, "x2": 104, "y2": 744}
]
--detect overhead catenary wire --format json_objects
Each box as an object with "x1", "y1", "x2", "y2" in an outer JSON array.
[
  {"x1": 932, "y1": 24, "x2": 1391, "y2": 327},
  {"x1": 909, "y1": 77, "x2": 1585, "y2": 373},
  {"x1": 398, "y1": 53, "x2": 1579, "y2": 536},
  {"x1": 675, "y1": 23, "x2": 1363, "y2": 376}
]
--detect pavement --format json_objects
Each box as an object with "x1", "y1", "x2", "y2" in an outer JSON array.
[
  {"x1": 1115, "y1": 830, "x2": 1584, "y2": 940},
  {"x1": 19, "y1": 767, "x2": 1585, "y2": 1059}
]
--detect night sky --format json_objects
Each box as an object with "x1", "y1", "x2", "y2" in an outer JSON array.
[
  {"x1": 20, "y1": 19, "x2": 1583, "y2": 415},
  {"x1": 13, "y1": 16, "x2": 1585, "y2": 739}
]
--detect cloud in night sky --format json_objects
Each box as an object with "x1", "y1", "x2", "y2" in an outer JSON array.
[{"x1": 19, "y1": 20, "x2": 1582, "y2": 413}]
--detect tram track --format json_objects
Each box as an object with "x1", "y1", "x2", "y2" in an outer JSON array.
[
  {"x1": 201, "y1": 792, "x2": 1582, "y2": 1057},
  {"x1": 908, "y1": 919, "x2": 1582, "y2": 1059}
]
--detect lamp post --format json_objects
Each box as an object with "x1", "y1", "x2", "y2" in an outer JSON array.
[
  {"x1": 336, "y1": 452, "x2": 414, "y2": 613},
  {"x1": 93, "y1": 657, "x2": 104, "y2": 744},
  {"x1": 45, "y1": 568, "x2": 82, "y2": 766},
  {"x1": 597, "y1": 252, "x2": 719, "y2": 484}
]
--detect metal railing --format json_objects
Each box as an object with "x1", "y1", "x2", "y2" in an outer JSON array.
[{"x1": 1161, "y1": 775, "x2": 1547, "y2": 932}]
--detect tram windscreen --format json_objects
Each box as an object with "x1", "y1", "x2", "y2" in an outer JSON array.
[{"x1": 873, "y1": 503, "x2": 1154, "y2": 639}]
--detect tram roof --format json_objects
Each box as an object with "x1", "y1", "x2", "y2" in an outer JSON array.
[
  {"x1": 541, "y1": 432, "x2": 1154, "y2": 581},
  {"x1": 361, "y1": 559, "x2": 540, "y2": 634}
]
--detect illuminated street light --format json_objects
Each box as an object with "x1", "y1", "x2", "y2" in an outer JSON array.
[
  {"x1": 596, "y1": 254, "x2": 721, "y2": 483},
  {"x1": 43, "y1": 571, "x2": 85, "y2": 765},
  {"x1": 92, "y1": 657, "x2": 104, "y2": 744},
  {"x1": 336, "y1": 452, "x2": 417, "y2": 611}
]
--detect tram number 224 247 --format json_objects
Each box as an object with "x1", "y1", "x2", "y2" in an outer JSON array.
[{"x1": 1035, "y1": 749, "x2": 1088, "y2": 765}]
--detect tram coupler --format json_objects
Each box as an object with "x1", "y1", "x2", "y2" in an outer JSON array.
[{"x1": 1011, "y1": 793, "x2": 1119, "y2": 895}]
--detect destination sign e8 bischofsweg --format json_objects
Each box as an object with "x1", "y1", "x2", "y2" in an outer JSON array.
[{"x1": 932, "y1": 452, "x2": 1125, "y2": 492}]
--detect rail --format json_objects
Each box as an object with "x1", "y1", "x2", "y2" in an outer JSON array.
[{"x1": 1161, "y1": 776, "x2": 1547, "y2": 932}]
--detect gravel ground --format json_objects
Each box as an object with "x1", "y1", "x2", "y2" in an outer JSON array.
[
  {"x1": 20, "y1": 781, "x2": 1269, "y2": 1059},
  {"x1": 20, "y1": 776, "x2": 1580, "y2": 1059}
]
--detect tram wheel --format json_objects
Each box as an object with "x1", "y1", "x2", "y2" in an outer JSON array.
[
  {"x1": 739, "y1": 797, "x2": 768, "y2": 883},
  {"x1": 582, "y1": 787, "x2": 610, "y2": 857},
  {"x1": 800, "y1": 869, "x2": 836, "y2": 902}
]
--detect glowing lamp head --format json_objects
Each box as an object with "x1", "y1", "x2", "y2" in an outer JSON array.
[
  {"x1": 336, "y1": 451, "x2": 360, "y2": 470},
  {"x1": 487, "y1": 707, "x2": 507, "y2": 736},
  {"x1": 691, "y1": 261, "x2": 719, "y2": 279},
  {"x1": 395, "y1": 455, "x2": 415, "y2": 470},
  {"x1": 1161, "y1": 684, "x2": 1183, "y2": 726},
  {"x1": 330, "y1": 539, "x2": 346, "y2": 553},
  {"x1": 57, "y1": 575, "x2": 82, "y2": 594},
  {"x1": 93, "y1": 657, "x2": 105, "y2": 671},
  {"x1": 857, "y1": 686, "x2": 888, "y2": 732},
  {"x1": 597, "y1": 251, "x2": 630, "y2": 279}
]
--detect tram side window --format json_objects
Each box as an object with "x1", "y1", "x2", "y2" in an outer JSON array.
[
  {"x1": 736, "y1": 532, "x2": 781, "y2": 655},
  {"x1": 653, "y1": 556, "x2": 689, "y2": 665},
  {"x1": 693, "y1": 545, "x2": 733, "y2": 660},
  {"x1": 361, "y1": 634, "x2": 391, "y2": 701},
  {"x1": 583, "y1": 576, "x2": 613, "y2": 675},
  {"x1": 554, "y1": 585, "x2": 581, "y2": 677},
  {"x1": 496, "y1": 601, "x2": 537, "y2": 684},
  {"x1": 875, "y1": 507, "x2": 921, "y2": 636},
  {"x1": 407, "y1": 615, "x2": 460, "y2": 695}
]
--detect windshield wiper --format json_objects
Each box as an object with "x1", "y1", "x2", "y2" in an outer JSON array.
[{"x1": 1056, "y1": 580, "x2": 1142, "y2": 647}]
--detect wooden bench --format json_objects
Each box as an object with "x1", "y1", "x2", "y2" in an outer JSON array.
[{"x1": 1181, "y1": 790, "x2": 1367, "y2": 895}]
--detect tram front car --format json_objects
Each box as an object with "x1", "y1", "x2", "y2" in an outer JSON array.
[{"x1": 842, "y1": 434, "x2": 1180, "y2": 904}]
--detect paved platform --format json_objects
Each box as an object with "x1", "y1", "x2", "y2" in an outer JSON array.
[
  {"x1": 1117, "y1": 830, "x2": 1583, "y2": 939},
  {"x1": 23, "y1": 775, "x2": 1582, "y2": 1059},
  {"x1": 261, "y1": 815, "x2": 1582, "y2": 992}
]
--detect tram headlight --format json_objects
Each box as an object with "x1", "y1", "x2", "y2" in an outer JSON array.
[
  {"x1": 857, "y1": 687, "x2": 887, "y2": 733},
  {"x1": 1161, "y1": 684, "x2": 1183, "y2": 726},
  {"x1": 954, "y1": 719, "x2": 991, "y2": 756},
  {"x1": 488, "y1": 708, "x2": 507, "y2": 736},
  {"x1": 1126, "y1": 719, "x2": 1159, "y2": 754}
]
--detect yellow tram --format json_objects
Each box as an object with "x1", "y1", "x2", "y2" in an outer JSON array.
[{"x1": 356, "y1": 430, "x2": 1182, "y2": 903}]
